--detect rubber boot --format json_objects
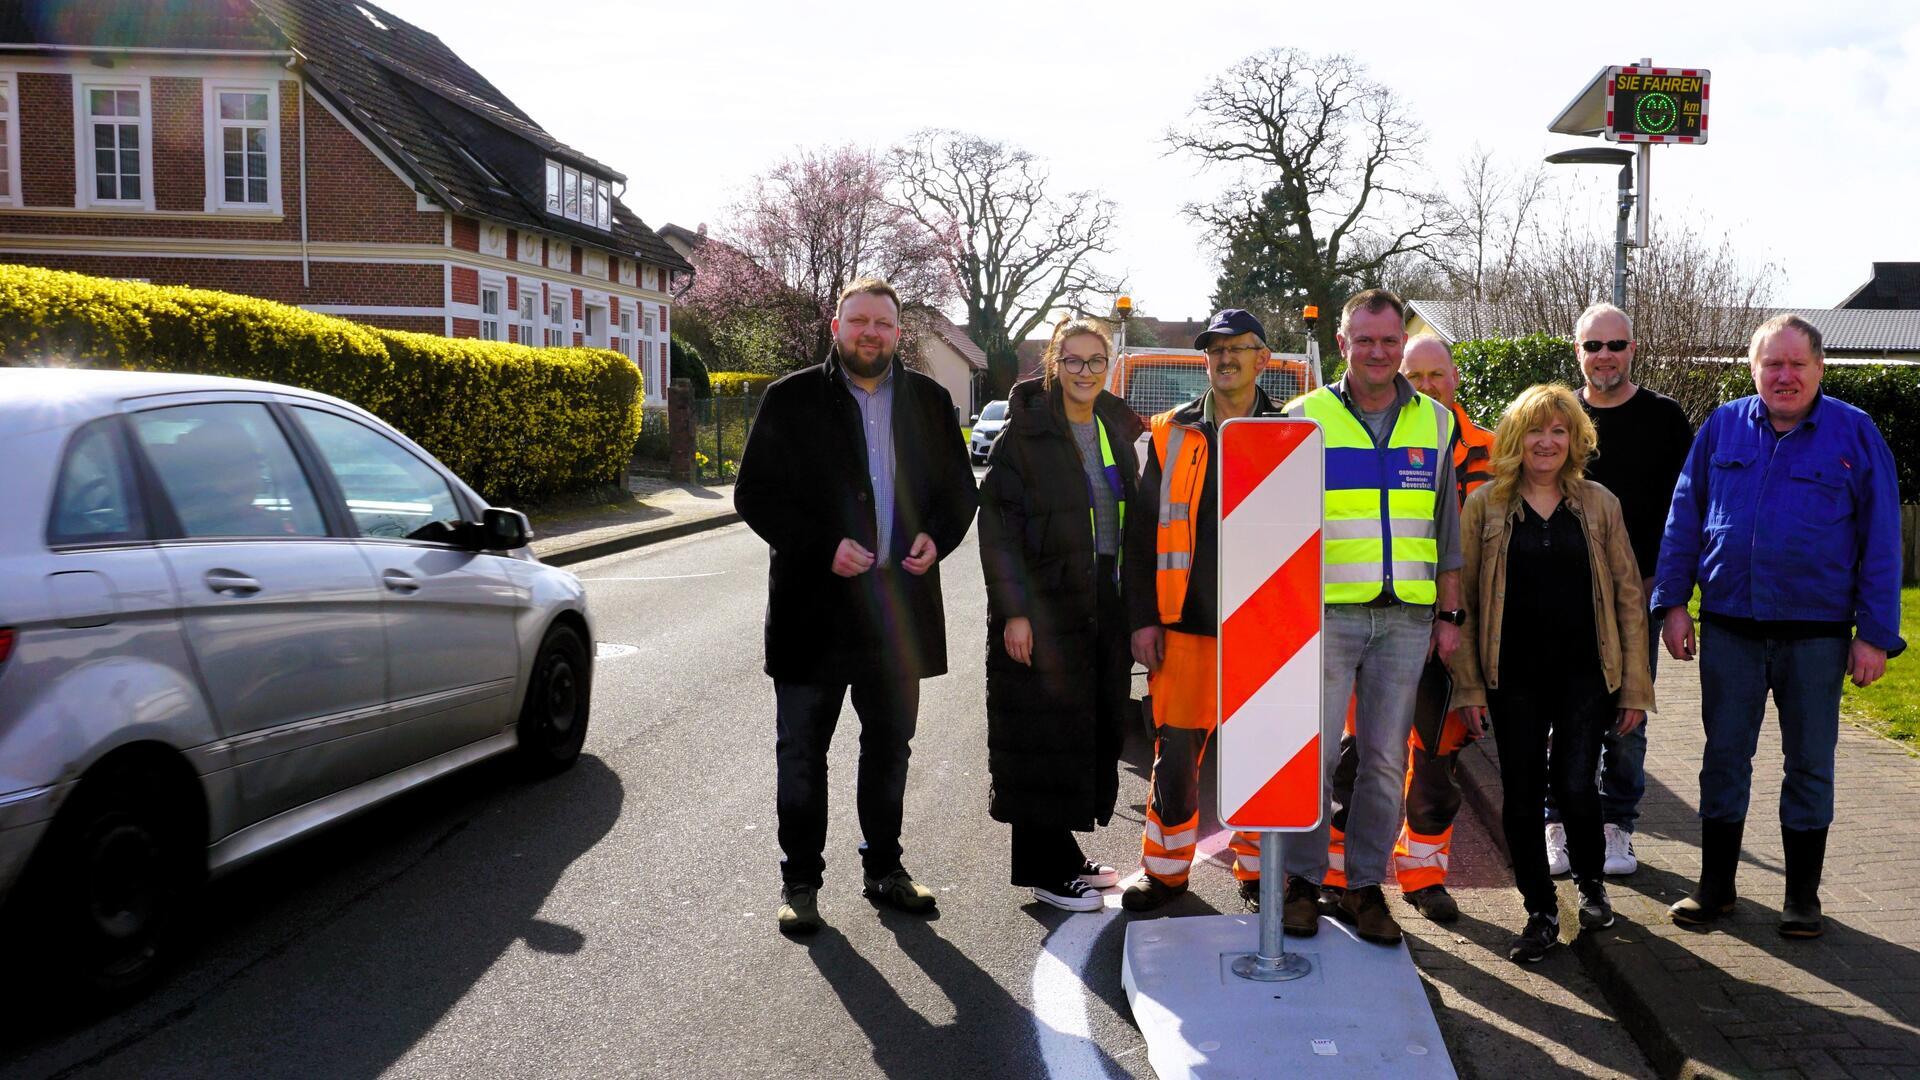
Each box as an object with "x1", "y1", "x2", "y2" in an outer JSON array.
[
  {"x1": 1779, "y1": 825, "x2": 1828, "y2": 939},
  {"x1": 1670, "y1": 817, "x2": 1743, "y2": 926}
]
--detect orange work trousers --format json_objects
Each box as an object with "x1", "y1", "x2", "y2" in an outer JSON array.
[
  {"x1": 1325, "y1": 698, "x2": 1472, "y2": 892},
  {"x1": 1139, "y1": 630, "x2": 1262, "y2": 885}
]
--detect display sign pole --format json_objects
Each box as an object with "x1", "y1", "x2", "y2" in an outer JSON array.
[{"x1": 1216, "y1": 417, "x2": 1325, "y2": 983}]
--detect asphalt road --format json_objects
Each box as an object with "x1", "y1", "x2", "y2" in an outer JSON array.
[{"x1": 2, "y1": 516, "x2": 1649, "y2": 1079}]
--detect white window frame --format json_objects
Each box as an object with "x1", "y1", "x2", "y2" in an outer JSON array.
[
  {"x1": 517, "y1": 287, "x2": 538, "y2": 346},
  {"x1": 74, "y1": 77, "x2": 154, "y2": 210},
  {"x1": 543, "y1": 156, "x2": 613, "y2": 231},
  {"x1": 546, "y1": 291, "x2": 567, "y2": 347},
  {"x1": 479, "y1": 279, "x2": 503, "y2": 341},
  {"x1": 202, "y1": 80, "x2": 281, "y2": 213},
  {"x1": 544, "y1": 160, "x2": 561, "y2": 215},
  {"x1": 0, "y1": 74, "x2": 18, "y2": 205}
]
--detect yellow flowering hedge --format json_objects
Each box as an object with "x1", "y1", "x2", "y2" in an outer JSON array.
[
  {"x1": 708, "y1": 371, "x2": 775, "y2": 396},
  {"x1": 0, "y1": 265, "x2": 641, "y2": 503}
]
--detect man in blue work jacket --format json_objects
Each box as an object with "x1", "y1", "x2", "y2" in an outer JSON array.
[{"x1": 1651, "y1": 313, "x2": 1904, "y2": 940}]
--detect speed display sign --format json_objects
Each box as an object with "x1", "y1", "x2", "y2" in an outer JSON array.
[{"x1": 1606, "y1": 66, "x2": 1709, "y2": 143}]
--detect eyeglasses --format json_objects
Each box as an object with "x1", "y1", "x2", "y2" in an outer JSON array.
[
  {"x1": 1204, "y1": 344, "x2": 1263, "y2": 361},
  {"x1": 1581, "y1": 339, "x2": 1631, "y2": 353},
  {"x1": 1059, "y1": 355, "x2": 1109, "y2": 374}
]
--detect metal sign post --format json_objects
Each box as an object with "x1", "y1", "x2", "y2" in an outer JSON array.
[{"x1": 1216, "y1": 417, "x2": 1325, "y2": 983}]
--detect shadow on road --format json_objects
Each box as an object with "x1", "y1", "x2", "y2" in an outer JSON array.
[{"x1": 2, "y1": 754, "x2": 624, "y2": 1078}]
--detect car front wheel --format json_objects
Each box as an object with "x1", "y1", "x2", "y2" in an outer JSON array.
[{"x1": 515, "y1": 623, "x2": 591, "y2": 773}]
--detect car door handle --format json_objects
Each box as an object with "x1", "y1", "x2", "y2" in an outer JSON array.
[
  {"x1": 204, "y1": 570, "x2": 261, "y2": 596},
  {"x1": 382, "y1": 569, "x2": 420, "y2": 593}
]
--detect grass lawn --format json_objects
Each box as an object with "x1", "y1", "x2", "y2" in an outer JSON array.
[{"x1": 1842, "y1": 585, "x2": 1920, "y2": 744}]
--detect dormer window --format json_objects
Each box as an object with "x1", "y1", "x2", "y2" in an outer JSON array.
[{"x1": 545, "y1": 158, "x2": 611, "y2": 230}]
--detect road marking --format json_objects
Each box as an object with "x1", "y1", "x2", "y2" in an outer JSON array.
[
  {"x1": 577, "y1": 572, "x2": 729, "y2": 582},
  {"x1": 1031, "y1": 828, "x2": 1236, "y2": 1079}
]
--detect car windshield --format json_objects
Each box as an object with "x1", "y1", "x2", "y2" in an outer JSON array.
[{"x1": 978, "y1": 401, "x2": 1007, "y2": 422}]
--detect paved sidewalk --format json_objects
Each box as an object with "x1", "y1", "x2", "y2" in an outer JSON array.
[
  {"x1": 1456, "y1": 656, "x2": 1920, "y2": 1079},
  {"x1": 528, "y1": 474, "x2": 740, "y2": 566}
]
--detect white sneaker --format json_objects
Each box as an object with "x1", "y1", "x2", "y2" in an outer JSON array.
[
  {"x1": 1603, "y1": 823, "x2": 1639, "y2": 876},
  {"x1": 1076, "y1": 859, "x2": 1120, "y2": 888},
  {"x1": 1032, "y1": 878, "x2": 1104, "y2": 912},
  {"x1": 1545, "y1": 822, "x2": 1571, "y2": 876}
]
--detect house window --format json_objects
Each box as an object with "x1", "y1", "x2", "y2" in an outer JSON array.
[
  {"x1": 480, "y1": 286, "x2": 501, "y2": 341},
  {"x1": 215, "y1": 90, "x2": 271, "y2": 205},
  {"x1": 546, "y1": 297, "x2": 566, "y2": 347},
  {"x1": 0, "y1": 75, "x2": 15, "y2": 204},
  {"x1": 543, "y1": 157, "x2": 614, "y2": 230},
  {"x1": 518, "y1": 291, "x2": 537, "y2": 346},
  {"x1": 84, "y1": 85, "x2": 145, "y2": 203}
]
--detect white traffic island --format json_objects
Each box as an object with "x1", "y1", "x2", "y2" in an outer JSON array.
[{"x1": 1121, "y1": 911, "x2": 1455, "y2": 1079}]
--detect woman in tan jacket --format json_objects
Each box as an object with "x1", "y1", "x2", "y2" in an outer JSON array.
[{"x1": 1451, "y1": 384, "x2": 1652, "y2": 963}]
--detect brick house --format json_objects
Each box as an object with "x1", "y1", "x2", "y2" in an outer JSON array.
[{"x1": 0, "y1": 0, "x2": 691, "y2": 407}]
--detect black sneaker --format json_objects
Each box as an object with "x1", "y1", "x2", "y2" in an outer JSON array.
[
  {"x1": 777, "y1": 884, "x2": 822, "y2": 934},
  {"x1": 1238, "y1": 878, "x2": 1260, "y2": 914},
  {"x1": 1076, "y1": 860, "x2": 1120, "y2": 888},
  {"x1": 1578, "y1": 881, "x2": 1615, "y2": 930},
  {"x1": 1032, "y1": 878, "x2": 1104, "y2": 912},
  {"x1": 1508, "y1": 913, "x2": 1560, "y2": 963}
]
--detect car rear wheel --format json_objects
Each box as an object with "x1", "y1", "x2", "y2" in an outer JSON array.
[
  {"x1": 516, "y1": 623, "x2": 591, "y2": 773},
  {"x1": 16, "y1": 761, "x2": 198, "y2": 999}
]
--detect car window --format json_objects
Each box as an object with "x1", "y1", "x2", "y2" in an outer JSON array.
[
  {"x1": 48, "y1": 419, "x2": 144, "y2": 545},
  {"x1": 131, "y1": 403, "x2": 328, "y2": 538},
  {"x1": 292, "y1": 407, "x2": 461, "y2": 541},
  {"x1": 979, "y1": 401, "x2": 1007, "y2": 422}
]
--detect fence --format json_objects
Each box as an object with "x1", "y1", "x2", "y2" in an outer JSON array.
[{"x1": 688, "y1": 387, "x2": 764, "y2": 484}]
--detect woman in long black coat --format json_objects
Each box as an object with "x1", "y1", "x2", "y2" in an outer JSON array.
[{"x1": 978, "y1": 317, "x2": 1144, "y2": 911}]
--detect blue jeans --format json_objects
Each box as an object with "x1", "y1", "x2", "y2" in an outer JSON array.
[
  {"x1": 774, "y1": 677, "x2": 920, "y2": 887},
  {"x1": 1697, "y1": 629, "x2": 1847, "y2": 830},
  {"x1": 1281, "y1": 602, "x2": 1432, "y2": 889},
  {"x1": 1546, "y1": 621, "x2": 1655, "y2": 832}
]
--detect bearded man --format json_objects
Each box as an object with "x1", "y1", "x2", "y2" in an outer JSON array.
[{"x1": 735, "y1": 277, "x2": 979, "y2": 934}]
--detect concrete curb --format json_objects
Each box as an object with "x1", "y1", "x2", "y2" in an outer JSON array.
[
  {"x1": 1452, "y1": 742, "x2": 1740, "y2": 1080},
  {"x1": 533, "y1": 511, "x2": 742, "y2": 567}
]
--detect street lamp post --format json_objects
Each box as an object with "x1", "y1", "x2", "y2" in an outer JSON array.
[{"x1": 1543, "y1": 146, "x2": 1637, "y2": 310}]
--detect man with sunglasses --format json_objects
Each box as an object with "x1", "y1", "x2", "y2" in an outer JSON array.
[
  {"x1": 1120, "y1": 308, "x2": 1281, "y2": 914},
  {"x1": 1541, "y1": 303, "x2": 1694, "y2": 880}
]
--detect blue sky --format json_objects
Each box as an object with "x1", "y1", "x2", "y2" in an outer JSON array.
[{"x1": 382, "y1": 0, "x2": 1919, "y2": 319}]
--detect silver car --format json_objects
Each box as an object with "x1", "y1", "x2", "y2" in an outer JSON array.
[{"x1": 0, "y1": 368, "x2": 593, "y2": 996}]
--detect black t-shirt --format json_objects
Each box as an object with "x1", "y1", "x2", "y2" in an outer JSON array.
[
  {"x1": 1501, "y1": 498, "x2": 1602, "y2": 686},
  {"x1": 1579, "y1": 386, "x2": 1694, "y2": 579}
]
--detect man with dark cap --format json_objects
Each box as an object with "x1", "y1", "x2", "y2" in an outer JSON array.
[{"x1": 1120, "y1": 308, "x2": 1279, "y2": 913}]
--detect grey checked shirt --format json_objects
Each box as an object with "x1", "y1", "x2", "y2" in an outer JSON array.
[{"x1": 846, "y1": 368, "x2": 897, "y2": 566}]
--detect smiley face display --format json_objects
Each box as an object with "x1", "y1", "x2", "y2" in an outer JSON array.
[{"x1": 1635, "y1": 92, "x2": 1679, "y2": 134}]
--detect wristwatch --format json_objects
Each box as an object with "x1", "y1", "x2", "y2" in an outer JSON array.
[{"x1": 1436, "y1": 608, "x2": 1467, "y2": 625}]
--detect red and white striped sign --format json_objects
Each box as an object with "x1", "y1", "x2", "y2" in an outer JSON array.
[{"x1": 1216, "y1": 417, "x2": 1324, "y2": 831}]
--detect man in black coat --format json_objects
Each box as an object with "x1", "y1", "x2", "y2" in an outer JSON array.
[{"x1": 735, "y1": 277, "x2": 978, "y2": 934}]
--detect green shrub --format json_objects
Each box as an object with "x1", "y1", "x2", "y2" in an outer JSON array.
[
  {"x1": 710, "y1": 371, "x2": 775, "y2": 396},
  {"x1": 1452, "y1": 334, "x2": 1581, "y2": 429},
  {"x1": 0, "y1": 265, "x2": 639, "y2": 504},
  {"x1": 670, "y1": 335, "x2": 712, "y2": 398}
]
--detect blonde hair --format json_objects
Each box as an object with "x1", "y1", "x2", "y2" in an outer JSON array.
[
  {"x1": 1041, "y1": 316, "x2": 1113, "y2": 389},
  {"x1": 1487, "y1": 384, "x2": 1597, "y2": 506}
]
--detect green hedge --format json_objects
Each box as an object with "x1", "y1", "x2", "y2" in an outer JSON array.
[
  {"x1": 709, "y1": 371, "x2": 775, "y2": 396},
  {"x1": 0, "y1": 265, "x2": 640, "y2": 504},
  {"x1": 1455, "y1": 332, "x2": 1920, "y2": 501},
  {"x1": 670, "y1": 335, "x2": 712, "y2": 398}
]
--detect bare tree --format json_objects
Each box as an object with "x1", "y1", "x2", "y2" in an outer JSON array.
[
  {"x1": 1169, "y1": 50, "x2": 1447, "y2": 357},
  {"x1": 1428, "y1": 147, "x2": 1549, "y2": 339},
  {"x1": 890, "y1": 130, "x2": 1118, "y2": 397}
]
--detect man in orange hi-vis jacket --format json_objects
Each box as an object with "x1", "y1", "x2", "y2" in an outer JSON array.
[
  {"x1": 1322, "y1": 334, "x2": 1493, "y2": 923},
  {"x1": 1118, "y1": 309, "x2": 1281, "y2": 914}
]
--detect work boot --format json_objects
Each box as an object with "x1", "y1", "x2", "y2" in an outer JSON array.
[
  {"x1": 1317, "y1": 883, "x2": 1346, "y2": 918},
  {"x1": 1577, "y1": 879, "x2": 1615, "y2": 931},
  {"x1": 863, "y1": 869, "x2": 937, "y2": 913},
  {"x1": 1282, "y1": 876, "x2": 1321, "y2": 937},
  {"x1": 1238, "y1": 878, "x2": 1260, "y2": 914},
  {"x1": 777, "y1": 884, "x2": 822, "y2": 934},
  {"x1": 1120, "y1": 876, "x2": 1188, "y2": 913},
  {"x1": 1779, "y1": 825, "x2": 1829, "y2": 939},
  {"x1": 1670, "y1": 817, "x2": 1744, "y2": 926},
  {"x1": 1404, "y1": 885, "x2": 1460, "y2": 923},
  {"x1": 1336, "y1": 884, "x2": 1404, "y2": 945}
]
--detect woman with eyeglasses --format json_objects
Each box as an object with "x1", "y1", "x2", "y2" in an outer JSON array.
[
  {"x1": 1448, "y1": 384, "x2": 1652, "y2": 963},
  {"x1": 978, "y1": 316, "x2": 1145, "y2": 911}
]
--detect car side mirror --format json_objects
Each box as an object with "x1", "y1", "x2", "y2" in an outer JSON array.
[
  {"x1": 970, "y1": 414, "x2": 979, "y2": 424},
  {"x1": 480, "y1": 507, "x2": 532, "y2": 551}
]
